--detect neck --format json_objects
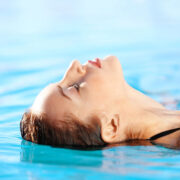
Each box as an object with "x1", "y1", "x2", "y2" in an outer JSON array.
[{"x1": 118, "y1": 83, "x2": 180, "y2": 141}]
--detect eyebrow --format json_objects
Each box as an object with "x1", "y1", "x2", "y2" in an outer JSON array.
[{"x1": 57, "y1": 85, "x2": 71, "y2": 100}]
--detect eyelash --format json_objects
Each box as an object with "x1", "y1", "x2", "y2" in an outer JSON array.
[{"x1": 72, "y1": 83, "x2": 80, "y2": 91}]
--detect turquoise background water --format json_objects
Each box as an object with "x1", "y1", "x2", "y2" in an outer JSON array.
[{"x1": 1, "y1": 0, "x2": 180, "y2": 179}]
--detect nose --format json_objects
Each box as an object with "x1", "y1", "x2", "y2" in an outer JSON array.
[
  {"x1": 73, "y1": 60, "x2": 86, "y2": 74},
  {"x1": 68, "y1": 60, "x2": 86, "y2": 75},
  {"x1": 61, "y1": 60, "x2": 86, "y2": 84}
]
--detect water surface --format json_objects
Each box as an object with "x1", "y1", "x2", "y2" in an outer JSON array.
[{"x1": 0, "y1": 0, "x2": 180, "y2": 179}]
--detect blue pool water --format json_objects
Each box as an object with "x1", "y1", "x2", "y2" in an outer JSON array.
[{"x1": 1, "y1": 0, "x2": 180, "y2": 179}]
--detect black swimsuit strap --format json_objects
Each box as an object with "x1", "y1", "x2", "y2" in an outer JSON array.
[{"x1": 149, "y1": 128, "x2": 180, "y2": 141}]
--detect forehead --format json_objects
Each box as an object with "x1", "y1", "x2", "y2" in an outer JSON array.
[{"x1": 31, "y1": 84, "x2": 72, "y2": 120}]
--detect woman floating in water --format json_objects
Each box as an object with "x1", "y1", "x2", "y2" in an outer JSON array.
[{"x1": 20, "y1": 56, "x2": 180, "y2": 148}]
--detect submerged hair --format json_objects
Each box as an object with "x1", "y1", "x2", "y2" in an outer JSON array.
[{"x1": 20, "y1": 110, "x2": 106, "y2": 147}]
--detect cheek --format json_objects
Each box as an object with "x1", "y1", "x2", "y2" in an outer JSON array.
[
  {"x1": 87, "y1": 74, "x2": 113, "y2": 101},
  {"x1": 88, "y1": 73, "x2": 108, "y2": 91}
]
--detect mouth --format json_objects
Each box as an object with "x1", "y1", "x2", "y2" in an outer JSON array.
[{"x1": 88, "y1": 58, "x2": 101, "y2": 68}]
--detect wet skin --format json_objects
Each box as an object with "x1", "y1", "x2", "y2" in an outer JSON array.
[{"x1": 31, "y1": 55, "x2": 180, "y2": 145}]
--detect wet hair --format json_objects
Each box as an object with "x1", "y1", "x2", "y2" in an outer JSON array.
[{"x1": 20, "y1": 110, "x2": 106, "y2": 148}]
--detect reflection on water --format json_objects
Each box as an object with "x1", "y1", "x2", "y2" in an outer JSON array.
[
  {"x1": 20, "y1": 139, "x2": 180, "y2": 178},
  {"x1": 20, "y1": 140, "x2": 103, "y2": 167},
  {"x1": 1, "y1": 0, "x2": 180, "y2": 179},
  {"x1": 20, "y1": 140, "x2": 154, "y2": 167}
]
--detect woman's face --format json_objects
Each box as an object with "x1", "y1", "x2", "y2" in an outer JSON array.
[{"x1": 31, "y1": 55, "x2": 125, "y2": 126}]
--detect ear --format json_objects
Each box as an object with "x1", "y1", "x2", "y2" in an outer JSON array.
[{"x1": 101, "y1": 114, "x2": 120, "y2": 143}]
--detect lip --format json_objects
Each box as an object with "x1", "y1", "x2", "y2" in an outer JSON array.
[{"x1": 88, "y1": 58, "x2": 101, "y2": 68}]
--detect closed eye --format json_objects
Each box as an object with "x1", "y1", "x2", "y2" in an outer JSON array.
[
  {"x1": 57, "y1": 85, "x2": 71, "y2": 100},
  {"x1": 72, "y1": 83, "x2": 80, "y2": 91}
]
